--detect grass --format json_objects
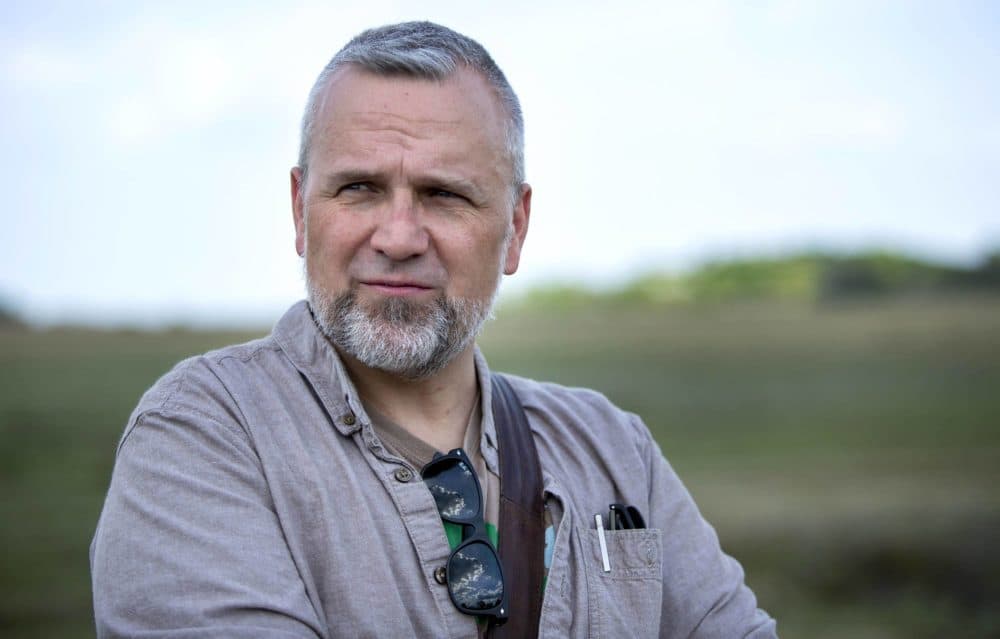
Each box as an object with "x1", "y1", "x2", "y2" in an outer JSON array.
[
  {"x1": 1, "y1": 295, "x2": 998, "y2": 637},
  {"x1": 482, "y1": 296, "x2": 1000, "y2": 638}
]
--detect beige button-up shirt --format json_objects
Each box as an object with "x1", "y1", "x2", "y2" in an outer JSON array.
[{"x1": 91, "y1": 301, "x2": 776, "y2": 638}]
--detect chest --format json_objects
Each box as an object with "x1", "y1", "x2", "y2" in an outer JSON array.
[{"x1": 237, "y1": 384, "x2": 663, "y2": 638}]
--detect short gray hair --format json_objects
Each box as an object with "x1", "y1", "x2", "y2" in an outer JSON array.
[{"x1": 297, "y1": 21, "x2": 525, "y2": 192}]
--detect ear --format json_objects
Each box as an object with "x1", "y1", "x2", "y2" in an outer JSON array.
[
  {"x1": 291, "y1": 167, "x2": 306, "y2": 257},
  {"x1": 503, "y1": 183, "x2": 531, "y2": 275}
]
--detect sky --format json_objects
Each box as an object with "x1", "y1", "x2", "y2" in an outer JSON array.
[{"x1": 1, "y1": 0, "x2": 998, "y2": 326}]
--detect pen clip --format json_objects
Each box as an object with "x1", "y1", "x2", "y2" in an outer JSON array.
[{"x1": 595, "y1": 514, "x2": 611, "y2": 572}]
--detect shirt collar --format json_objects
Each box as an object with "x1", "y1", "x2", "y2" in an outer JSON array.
[
  {"x1": 271, "y1": 300, "x2": 365, "y2": 436},
  {"x1": 473, "y1": 348, "x2": 500, "y2": 475},
  {"x1": 271, "y1": 299, "x2": 501, "y2": 471}
]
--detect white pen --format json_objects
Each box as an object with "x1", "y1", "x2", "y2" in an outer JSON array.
[{"x1": 595, "y1": 514, "x2": 611, "y2": 572}]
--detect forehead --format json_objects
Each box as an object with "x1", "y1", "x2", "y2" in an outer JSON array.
[{"x1": 311, "y1": 66, "x2": 509, "y2": 165}]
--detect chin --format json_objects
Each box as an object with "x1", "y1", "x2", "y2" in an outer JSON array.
[{"x1": 307, "y1": 278, "x2": 496, "y2": 379}]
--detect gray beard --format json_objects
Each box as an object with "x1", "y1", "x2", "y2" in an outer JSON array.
[{"x1": 308, "y1": 283, "x2": 496, "y2": 380}]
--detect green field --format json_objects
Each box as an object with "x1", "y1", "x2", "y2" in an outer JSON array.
[{"x1": 2, "y1": 295, "x2": 998, "y2": 638}]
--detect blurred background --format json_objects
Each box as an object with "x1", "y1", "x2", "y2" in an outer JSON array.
[{"x1": 1, "y1": 1, "x2": 998, "y2": 637}]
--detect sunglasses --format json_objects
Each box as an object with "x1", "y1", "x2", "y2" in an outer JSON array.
[{"x1": 421, "y1": 448, "x2": 509, "y2": 625}]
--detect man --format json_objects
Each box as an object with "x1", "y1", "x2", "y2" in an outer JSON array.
[{"x1": 91, "y1": 21, "x2": 776, "y2": 638}]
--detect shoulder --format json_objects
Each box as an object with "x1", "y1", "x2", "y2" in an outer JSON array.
[
  {"x1": 501, "y1": 373, "x2": 630, "y2": 419},
  {"x1": 493, "y1": 373, "x2": 666, "y2": 516},
  {"x1": 498, "y1": 372, "x2": 652, "y2": 454},
  {"x1": 121, "y1": 335, "x2": 284, "y2": 450},
  {"x1": 138, "y1": 336, "x2": 279, "y2": 413}
]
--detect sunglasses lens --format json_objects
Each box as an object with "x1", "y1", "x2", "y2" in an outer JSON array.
[
  {"x1": 424, "y1": 459, "x2": 480, "y2": 520},
  {"x1": 448, "y1": 541, "x2": 504, "y2": 611}
]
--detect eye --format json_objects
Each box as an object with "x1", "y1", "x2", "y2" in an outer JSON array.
[
  {"x1": 339, "y1": 182, "x2": 372, "y2": 194},
  {"x1": 428, "y1": 187, "x2": 474, "y2": 204}
]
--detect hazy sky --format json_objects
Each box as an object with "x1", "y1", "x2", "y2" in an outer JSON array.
[{"x1": 2, "y1": 1, "x2": 998, "y2": 326}]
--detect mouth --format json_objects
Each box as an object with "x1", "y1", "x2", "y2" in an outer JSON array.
[{"x1": 358, "y1": 279, "x2": 436, "y2": 297}]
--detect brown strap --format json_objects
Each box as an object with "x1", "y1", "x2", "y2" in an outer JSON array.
[{"x1": 488, "y1": 373, "x2": 545, "y2": 639}]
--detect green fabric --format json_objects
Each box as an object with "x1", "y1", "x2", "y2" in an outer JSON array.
[
  {"x1": 443, "y1": 520, "x2": 500, "y2": 628},
  {"x1": 445, "y1": 521, "x2": 549, "y2": 593},
  {"x1": 443, "y1": 521, "x2": 498, "y2": 550}
]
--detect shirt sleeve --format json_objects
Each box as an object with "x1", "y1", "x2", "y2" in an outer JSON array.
[
  {"x1": 90, "y1": 406, "x2": 323, "y2": 639},
  {"x1": 634, "y1": 415, "x2": 778, "y2": 639}
]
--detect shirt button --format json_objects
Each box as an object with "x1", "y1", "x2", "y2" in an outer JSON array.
[
  {"x1": 342, "y1": 413, "x2": 356, "y2": 426},
  {"x1": 645, "y1": 542, "x2": 658, "y2": 565},
  {"x1": 434, "y1": 566, "x2": 448, "y2": 584},
  {"x1": 394, "y1": 467, "x2": 414, "y2": 483}
]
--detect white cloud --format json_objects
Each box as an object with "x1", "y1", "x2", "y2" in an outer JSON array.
[
  {"x1": 157, "y1": 37, "x2": 236, "y2": 122},
  {"x1": 2, "y1": 41, "x2": 88, "y2": 90},
  {"x1": 107, "y1": 94, "x2": 158, "y2": 146},
  {"x1": 94, "y1": 3, "x2": 402, "y2": 148},
  {"x1": 737, "y1": 97, "x2": 907, "y2": 150},
  {"x1": 106, "y1": 34, "x2": 240, "y2": 146}
]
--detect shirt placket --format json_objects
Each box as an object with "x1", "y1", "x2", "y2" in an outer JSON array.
[{"x1": 353, "y1": 415, "x2": 481, "y2": 639}]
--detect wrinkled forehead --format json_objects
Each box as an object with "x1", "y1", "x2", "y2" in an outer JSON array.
[{"x1": 313, "y1": 65, "x2": 510, "y2": 160}]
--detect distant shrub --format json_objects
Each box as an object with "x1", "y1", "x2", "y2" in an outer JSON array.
[
  {"x1": 687, "y1": 256, "x2": 822, "y2": 303},
  {"x1": 0, "y1": 302, "x2": 25, "y2": 329},
  {"x1": 614, "y1": 274, "x2": 689, "y2": 305},
  {"x1": 818, "y1": 251, "x2": 1000, "y2": 301},
  {"x1": 963, "y1": 252, "x2": 1000, "y2": 289},
  {"x1": 515, "y1": 284, "x2": 604, "y2": 310},
  {"x1": 510, "y1": 249, "x2": 1000, "y2": 310}
]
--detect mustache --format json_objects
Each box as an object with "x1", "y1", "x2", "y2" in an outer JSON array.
[{"x1": 350, "y1": 256, "x2": 447, "y2": 287}]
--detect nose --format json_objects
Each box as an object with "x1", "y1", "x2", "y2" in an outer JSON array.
[{"x1": 369, "y1": 192, "x2": 429, "y2": 261}]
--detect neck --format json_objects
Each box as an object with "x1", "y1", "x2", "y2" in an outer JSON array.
[{"x1": 340, "y1": 346, "x2": 479, "y2": 452}]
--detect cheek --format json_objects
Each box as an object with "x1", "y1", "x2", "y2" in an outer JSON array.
[
  {"x1": 444, "y1": 229, "x2": 507, "y2": 289},
  {"x1": 304, "y1": 215, "x2": 357, "y2": 276},
  {"x1": 308, "y1": 210, "x2": 357, "y2": 250}
]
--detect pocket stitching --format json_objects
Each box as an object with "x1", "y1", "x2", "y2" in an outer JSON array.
[{"x1": 584, "y1": 528, "x2": 661, "y2": 581}]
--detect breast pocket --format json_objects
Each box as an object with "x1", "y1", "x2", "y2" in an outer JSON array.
[{"x1": 582, "y1": 527, "x2": 662, "y2": 638}]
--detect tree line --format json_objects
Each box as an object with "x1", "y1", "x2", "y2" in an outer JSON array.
[{"x1": 517, "y1": 250, "x2": 1000, "y2": 309}]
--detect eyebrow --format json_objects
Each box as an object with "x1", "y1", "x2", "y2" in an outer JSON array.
[
  {"x1": 320, "y1": 170, "x2": 382, "y2": 191},
  {"x1": 414, "y1": 174, "x2": 484, "y2": 199},
  {"x1": 320, "y1": 170, "x2": 487, "y2": 202}
]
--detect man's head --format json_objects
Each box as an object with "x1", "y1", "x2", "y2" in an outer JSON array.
[
  {"x1": 298, "y1": 21, "x2": 525, "y2": 202},
  {"x1": 291, "y1": 22, "x2": 531, "y2": 380}
]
